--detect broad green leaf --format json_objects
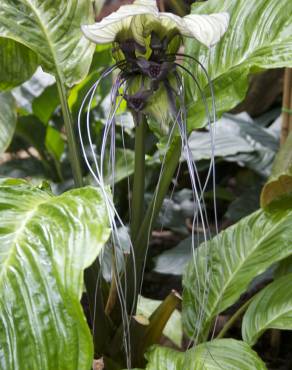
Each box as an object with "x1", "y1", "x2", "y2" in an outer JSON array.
[
  {"x1": 0, "y1": 38, "x2": 38, "y2": 91},
  {"x1": 142, "y1": 339, "x2": 266, "y2": 369},
  {"x1": 154, "y1": 238, "x2": 192, "y2": 276},
  {"x1": 137, "y1": 295, "x2": 182, "y2": 347},
  {"x1": 0, "y1": 92, "x2": 16, "y2": 154},
  {"x1": 186, "y1": 0, "x2": 292, "y2": 130},
  {"x1": 182, "y1": 208, "x2": 292, "y2": 339},
  {"x1": 0, "y1": 0, "x2": 95, "y2": 87},
  {"x1": 261, "y1": 131, "x2": 292, "y2": 208},
  {"x1": 242, "y1": 273, "x2": 292, "y2": 345},
  {"x1": 0, "y1": 180, "x2": 110, "y2": 370}
]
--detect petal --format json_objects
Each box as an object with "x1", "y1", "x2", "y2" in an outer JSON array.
[
  {"x1": 82, "y1": 2, "x2": 159, "y2": 44},
  {"x1": 183, "y1": 13, "x2": 230, "y2": 47}
]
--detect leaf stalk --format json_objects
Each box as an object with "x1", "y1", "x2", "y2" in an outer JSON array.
[
  {"x1": 56, "y1": 77, "x2": 83, "y2": 187},
  {"x1": 216, "y1": 296, "x2": 254, "y2": 339}
]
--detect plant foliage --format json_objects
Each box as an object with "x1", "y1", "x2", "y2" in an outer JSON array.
[
  {"x1": 183, "y1": 208, "x2": 292, "y2": 339},
  {"x1": 0, "y1": 180, "x2": 110, "y2": 370},
  {"x1": 138, "y1": 339, "x2": 266, "y2": 370},
  {"x1": 0, "y1": 0, "x2": 95, "y2": 86},
  {"x1": 0, "y1": 92, "x2": 16, "y2": 154},
  {"x1": 242, "y1": 273, "x2": 292, "y2": 345},
  {"x1": 185, "y1": 0, "x2": 292, "y2": 129}
]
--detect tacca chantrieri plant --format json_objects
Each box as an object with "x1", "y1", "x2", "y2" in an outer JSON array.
[
  {"x1": 81, "y1": 0, "x2": 228, "y2": 122},
  {"x1": 78, "y1": 0, "x2": 229, "y2": 366}
]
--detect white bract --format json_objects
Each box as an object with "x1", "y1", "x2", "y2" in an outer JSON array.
[{"x1": 82, "y1": 0, "x2": 229, "y2": 47}]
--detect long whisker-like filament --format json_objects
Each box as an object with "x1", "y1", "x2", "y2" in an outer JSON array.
[
  {"x1": 168, "y1": 70, "x2": 223, "y2": 369},
  {"x1": 174, "y1": 63, "x2": 213, "y2": 195},
  {"x1": 174, "y1": 54, "x2": 225, "y2": 345},
  {"x1": 165, "y1": 67, "x2": 215, "y2": 349},
  {"x1": 78, "y1": 64, "x2": 138, "y2": 367},
  {"x1": 172, "y1": 57, "x2": 227, "y2": 370},
  {"x1": 171, "y1": 52, "x2": 218, "y2": 233},
  {"x1": 167, "y1": 55, "x2": 218, "y2": 229}
]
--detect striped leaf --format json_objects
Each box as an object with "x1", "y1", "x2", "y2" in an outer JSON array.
[{"x1": 0, "y1": 180, "x2": 110, "y2": 370}]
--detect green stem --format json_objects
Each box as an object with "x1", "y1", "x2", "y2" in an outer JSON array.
[
  {"x1": 131, "y1": 116, "x2": 147, "y2": 240},
  {"x1": 56, "y1": 77, "x2": 83, "y2": 187},
  {"x1": 126, "y1": 137, "x2": 182, "y2": 313},
  {"x1": 216, "y1": 296, "x2": 254, "y2": 339}
]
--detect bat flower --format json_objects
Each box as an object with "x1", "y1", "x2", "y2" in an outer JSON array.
[
  {"x1": 80, "y1": 0, "x2": 229, "y2": 120},
  {"x1": 78, "y1": 0, "x2": 230, "y2": 234}
]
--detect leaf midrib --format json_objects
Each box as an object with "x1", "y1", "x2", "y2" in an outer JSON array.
[{"x1": 23, "y1": 0, "x2": 64, "y2": 81}]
